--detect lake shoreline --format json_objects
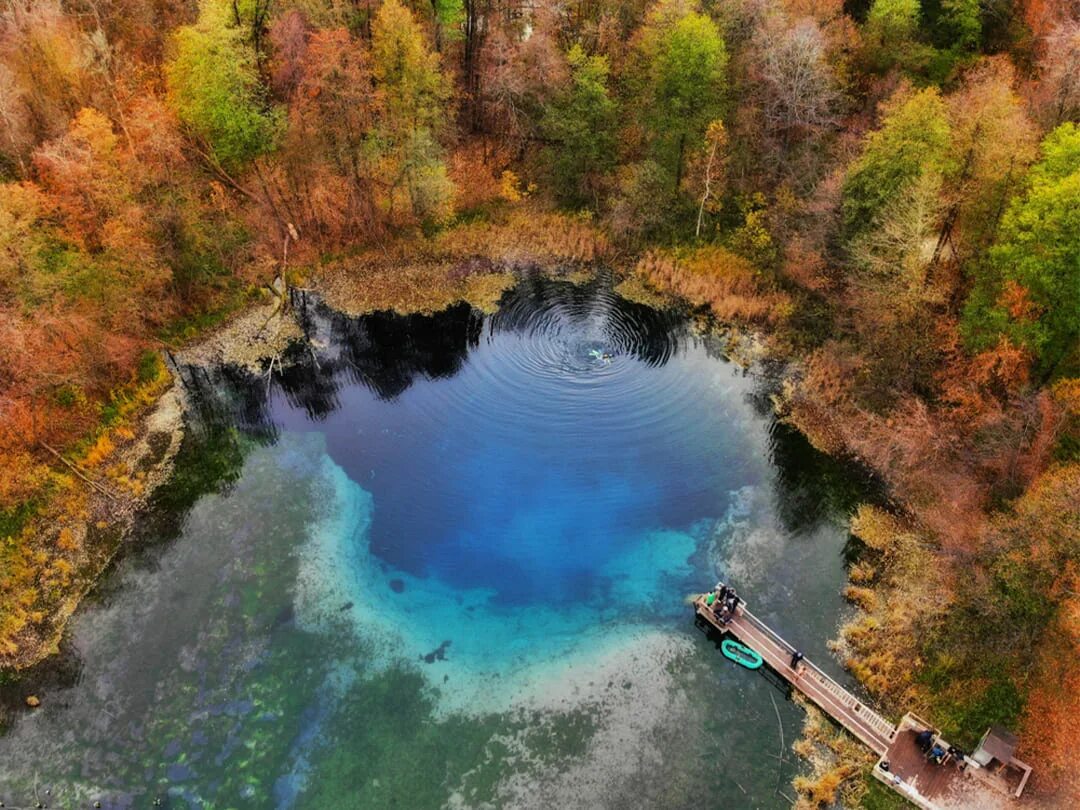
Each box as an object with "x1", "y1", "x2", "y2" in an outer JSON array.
[
  {"x1": 0, "y1": 220, "x2": 616, "y2": 678},
  {"x1": 0, "y1": 258, "x2": 790, "y2": 680},
  {"x1": 0, "y1": 243, "x2": 883, "y2": 806}
]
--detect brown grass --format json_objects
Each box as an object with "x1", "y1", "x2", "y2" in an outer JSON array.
[
  {"x1": 317, "y1": 208, "x2": 610, "y2": 316},
  {"x1": 837, "y1": 505, "x2": 944, "y2": 707},
  {"x1": 435, "y1": 208, "x2": 611, "y2": 266},
  {"x1": 630, "y1": 246, "x2": 794, "y2": 325},
  {"x1": 843, "y1": 584, "x2": 878, "y2": 612},
  {"x1": 791, "y1": 696, "x2": 876, "y2": 808}
]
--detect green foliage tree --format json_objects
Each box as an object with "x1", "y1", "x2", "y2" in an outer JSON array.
[
  {"x1": 541, "y1": 44, "x2": 617, "y2": 208},
  {"x1": 371, "y1": 0, "x2": 456, "y2": 224},
  {"x1": 841, "y1": 88, "x2": 954, "y2": 397},
  {"x1": 962, "y1": 124, "x2": 1080, "y2": 378},
  {"x1": 866, "y1": 0, "x2": 920, "y2": 46},
  {"x1": 228, "y1": 0, "x2": 274, "y2": 53},
  {"x1": 166, "y1": 1, "x2": 281, "y2": 171},
  {"x1": 373, "y1": 0, "x2": 452, "y2": 135},
  {"x1": 430, "y1": 0, "x2": 465, "y2": 50},
  {"x1": 637, "y1": 0, "x2": 727, "y2": 190},
  {"x1": 841, "y1": 86, "x2": 951, "y2": 239},
  {"x1": 863, "y1": 0, "x2": 929, "y2": 73},
  {"x1": 938, "y1": 0, "x2": 981, "y2": 51}
]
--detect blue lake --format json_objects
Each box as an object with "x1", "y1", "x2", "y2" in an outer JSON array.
[{"x1": 0, "y1": 276, "x2": 868, "y2": 808}]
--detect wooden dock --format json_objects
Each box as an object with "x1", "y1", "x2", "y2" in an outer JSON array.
[
  {"x1": 694, "y1": 591, "x2": 1033, "y2": 809},
  {"x1": 694, "y1": 595, "x2": 897, "y2": 754}
]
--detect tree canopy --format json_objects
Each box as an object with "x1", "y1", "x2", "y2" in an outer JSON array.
[
  {"x1": 166, "y1": 1, "x2": 281, "y2": 171},
  {"x1": 964, "y1": 123, "x2": 1080, "y2": 377},
  {"x1": 541, "y1": 44, "x2": 617, "y2": 207},
  {"x1": 371, "y1": 0, "x2": 455, "y2": 223},
  {"x1": 637, "y1": 0, "x2": 728, "y2": 187},
  {"x1": 842, "y1": 87, "x2": 952, "y2": 239}
]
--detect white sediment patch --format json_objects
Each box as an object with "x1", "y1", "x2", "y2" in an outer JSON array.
[
  {"x1": 290, "y1": 439, "x2": 721, "y2": 810},
  {"x1": 458, "y1": 630, "x2": 699, "y2": 810},
  {"x1": 708, "y1": 484, "x2": 789, "y2": 589},
  {"x1": 293, "y1": 446, "x2": 700, "y2": 718}
]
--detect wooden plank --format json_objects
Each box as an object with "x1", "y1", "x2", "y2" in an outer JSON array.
[
  {"x1": 872, "y1": 762, "x2": 940, "y2": 810},
  {"x1": 1012, "y1": 758, "x2": 1033, "y2": 798}
]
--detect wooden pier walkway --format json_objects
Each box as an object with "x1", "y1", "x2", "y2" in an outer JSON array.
[
  {"x1": 695, "y1": 591, "x2": 1035, "y2": 808},
  {"x1": 694, "y1": 595, "x2": 897, "y2": 754}
]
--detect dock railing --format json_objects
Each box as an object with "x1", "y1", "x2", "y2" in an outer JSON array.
[{"x1": 740, "y1": 606, "x2": 898, "y2": 747}]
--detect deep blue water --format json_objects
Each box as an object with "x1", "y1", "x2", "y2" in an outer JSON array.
[
  {"x1": 0, "y1": 276, "x2": 867, "y2": 809},
  {"x1": 276, "y1": 279, "x2": 762, "y2": 610}
]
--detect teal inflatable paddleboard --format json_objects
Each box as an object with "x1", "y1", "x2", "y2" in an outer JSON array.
[{"x1": 721, "y1": 639, "x2": 763, "y2": 670}]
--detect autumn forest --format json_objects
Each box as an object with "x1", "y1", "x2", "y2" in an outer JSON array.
[{"x1": 0, "y1": 0, "x2": 1078, "y2": 806}]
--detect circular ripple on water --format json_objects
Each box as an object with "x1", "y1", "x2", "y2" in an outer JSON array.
[{"x1": 417, "y1": 281, "x2": 706, "y2": 444}]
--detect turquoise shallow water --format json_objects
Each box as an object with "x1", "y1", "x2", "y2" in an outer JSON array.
[{"x1": 0, "y1": 277, "x2": 868, "y2": 809}]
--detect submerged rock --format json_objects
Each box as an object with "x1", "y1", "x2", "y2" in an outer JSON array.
[{"x1": 421, "y1": 641, "x2": 452, "y2": 664}]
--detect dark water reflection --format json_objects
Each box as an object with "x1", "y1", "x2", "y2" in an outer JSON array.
[
  {"x1": 167, "y1": 277, "x2": 868, "y2": 548},
  {"x1": 206, "y1": 277, "x2": 869, "y2": 545}
]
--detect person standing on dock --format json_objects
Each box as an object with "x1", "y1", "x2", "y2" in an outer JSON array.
[{"x1": 720, "y1": 592, "x2": 740, "y2": 624}]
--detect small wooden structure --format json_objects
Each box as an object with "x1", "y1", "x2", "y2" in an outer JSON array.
[
  {"x1": 693, "y1": 587, "x2": 1033, "y2": 809},
  {"x1": 974, "y1": 727, "x2": 1019, "y2": 768},
  {"x1": 971, "y1": 727, "x2": 1033, "y2": 797}
]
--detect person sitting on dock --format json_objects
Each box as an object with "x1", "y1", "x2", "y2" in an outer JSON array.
[
  {"x1": 718, "y1": 595, "x2": 739, "y2": 625},
  {"x1": 948, "y1": 746, "x2": 967, "y2": 771},
  {"x1": 915, "y1": 729, "x2": 934, "y2": 752},
  {"x1": 929, "y1": 743, "x2": 947, "y2": 764},
  {"x1": 790, "y1": 650, "x2": 805, "y2": 673}
]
